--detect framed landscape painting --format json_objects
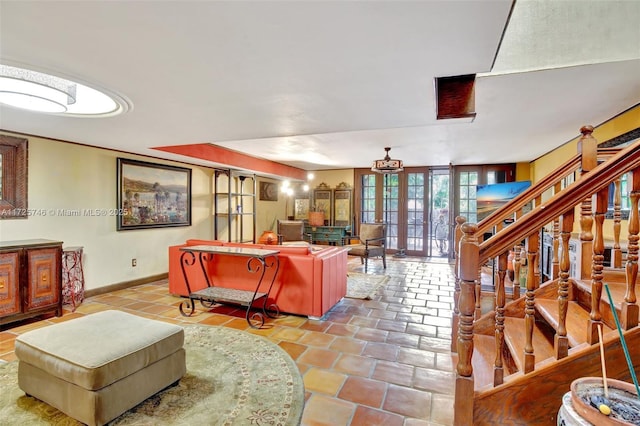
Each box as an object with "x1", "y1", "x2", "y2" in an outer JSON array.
[{"x1": 117, "y1": 158, "x2": 192, "y2": 230}]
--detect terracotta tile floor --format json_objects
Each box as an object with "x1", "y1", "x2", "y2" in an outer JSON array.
[{"x1": 0, "y1": 256, "x2": 456, "y2": 425}]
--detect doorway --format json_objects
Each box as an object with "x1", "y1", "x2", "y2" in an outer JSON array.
[
  {"x1": 354, "y1": 167, "x2": 449, "y2": 258},
  {"x1": 427, "y1": 168, "x2": 451, "y2": 258}
]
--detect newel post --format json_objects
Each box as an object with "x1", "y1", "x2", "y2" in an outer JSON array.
[
  {"x1": 578, "y1": 125, "x2": 597, "y2": 280},
  {"x1": 454, "y1": 222, "x2": 478, "y2": 426}
]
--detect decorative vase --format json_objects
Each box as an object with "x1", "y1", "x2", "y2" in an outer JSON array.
[
  {"x1": 309, "y1": 212, "x2": 325, "y2": 226},
  {"x1": 567, "y1": 377, "x2": 640, "y2": 425},
  {"x1": 258, "y1": 230, "x2": 278, "y2": 245}
]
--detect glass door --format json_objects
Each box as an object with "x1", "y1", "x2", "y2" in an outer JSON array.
[
  {"x1": 427, "y1": 168, "x2": 451, "y2": 258},
  {"x1": 355, "y1": 167, "x2": 429, "y2": 257}
]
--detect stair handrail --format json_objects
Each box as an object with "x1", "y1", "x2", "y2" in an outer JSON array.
[
  {"x1": 479, "y1": 140, "x2": 640, "y2": 263},
  {"x1": 476, "y1": 153, "x2": 581, "y2": 236},
  {"x1": 476, "y1": 147, "x2": 624, "y2": 240}
]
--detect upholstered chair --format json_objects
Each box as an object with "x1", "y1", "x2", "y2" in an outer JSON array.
[
  {"x1": 345, "y1": 223, "x2": 387, "y2": 272},
  {"x1": 277, "y1": 220, "x2": 311, "y2": 245}
]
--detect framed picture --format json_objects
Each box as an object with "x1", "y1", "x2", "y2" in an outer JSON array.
[
  {"x1": 313, "y1": 183, "x2": 333, "y2": 225},
  {"x1": 333, "y1": 182, "x2": 352, "y2": 227},
  {"x1": 117, "y1": 158, "x2": 191, "y2": 230},
  {"x1": 294, "y1": 198, "x2": 310, "y2": 220},
  {"x1": 259, "y1": 181, "x2": 278, "y2": 201}
]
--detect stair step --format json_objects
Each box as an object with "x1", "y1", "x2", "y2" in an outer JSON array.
[
  {"x1": 535, "y1": 298, "x2": 613, "y2": 347},
  {"x1": 470, "y1": 334, "x2": 500, "y2": 391},
  {"x1": 504, "y1": 316, "x2": 556, "y2": 372}
]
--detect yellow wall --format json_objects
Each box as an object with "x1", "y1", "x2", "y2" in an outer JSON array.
[
  {"x1": 531, "y1": 105, "x2": 640, "y2": 239},
  {"x1": 532, "y1": 105, "x2": 640, "y2": 183}
]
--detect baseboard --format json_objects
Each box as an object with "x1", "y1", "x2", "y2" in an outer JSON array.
[{"x1": 84, "y1": 273, "x2": 168, "y2": 298}]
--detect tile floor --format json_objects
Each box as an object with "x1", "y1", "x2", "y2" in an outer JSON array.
[{"x1": 0, "y1": 256, "x2": 456, "y2": 426}]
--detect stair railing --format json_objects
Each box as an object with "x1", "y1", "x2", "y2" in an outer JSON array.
[{"x1": 454, "y1": 127, "x2": 640, "y2": 426}]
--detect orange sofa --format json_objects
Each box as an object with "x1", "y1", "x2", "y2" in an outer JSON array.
[{"x1": 168, "y1": 239, "x2": 348, "y2": 318}]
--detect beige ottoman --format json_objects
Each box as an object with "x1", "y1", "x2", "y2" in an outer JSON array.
[{"x1": 14, "y1": 310, "x2": 186, "y2": 426}]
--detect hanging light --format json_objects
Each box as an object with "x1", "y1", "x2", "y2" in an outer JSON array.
[{"x1": 371, "y1": 147, "x2": 404, "y2": 174}]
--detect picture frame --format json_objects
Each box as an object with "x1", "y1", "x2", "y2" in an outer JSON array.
[
  {"x1": 259, "y1": 181, "x2": 278, "y2": 201},
  {"x1": 116, "y1": 158, "x2": 192, "y2": 230},
  {"x1": 333, "y1": 182, "x2": 352, "y2": 227},
  {"x1": 313, "y1": 183, "x2": 333, "y2": 225},
  {"x1": 294, "y1": 198, "x2": 310, "y2": 220}
]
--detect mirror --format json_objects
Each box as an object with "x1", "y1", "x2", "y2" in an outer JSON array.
[{"x1": 0, "y1": 135, "x2": 28, "y2": 218}]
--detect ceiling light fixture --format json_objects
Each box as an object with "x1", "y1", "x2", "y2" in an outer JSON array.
[
  {"x1": 0, "y1": 65, "x2": 76, "y2": 113},
  {"x1": 371, "y1": 147, "x2": 404, "y2": 174},
  {"x1": 0, "y1": 64, "x2": 127, "y2": 116}
]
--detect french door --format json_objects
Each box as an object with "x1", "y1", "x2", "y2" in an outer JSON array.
[
  {"x1": 355, "y1": 167, "x2": 433, "y2": 257},
  {"x1": 354, "y1": 163, "x2": 515, "y2": 258}
]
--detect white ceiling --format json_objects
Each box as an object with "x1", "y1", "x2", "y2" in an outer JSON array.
[{"x1": 0, "y1": 1, "x2": 639, "y2": 176}]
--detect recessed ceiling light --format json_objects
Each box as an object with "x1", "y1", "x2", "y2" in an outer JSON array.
[{"x1": 0, "y1": 64, "x2": 129, "y2": 116}]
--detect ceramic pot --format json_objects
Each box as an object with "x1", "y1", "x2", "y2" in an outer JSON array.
[
  {"x1": 570, "y1": 377, "x2": 640, "y2": 425},
  {"x1": 258, "y1": 230, "x2": 278, "y2": 245},
  {"x1": 309, "y1": 212, "x2": 325, "y2": 226}
]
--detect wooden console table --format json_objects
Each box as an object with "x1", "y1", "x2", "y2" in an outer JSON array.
[
  {"x1": 305, "y1": 225, "x2": 351, "y2": 245},
  {"x1": 178, "y1": 245, "x2": 280, "y2": 328}
]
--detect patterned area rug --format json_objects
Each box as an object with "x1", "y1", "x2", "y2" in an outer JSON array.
[
  {"x1": 346, "y1": 272, "x2": 391, "y2": 299},
  {"x1": 0, "y1": 325, "x2": 304, "y2": 425}
]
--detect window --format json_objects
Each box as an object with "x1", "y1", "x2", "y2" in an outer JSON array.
[
  {"x1": 607, "y1": 172, "x2": 630, "y2": 219},
  {"x1": 458, "y1": 171, "x2": 478, "y2": 224},
  {"x1": 0, "y1": 134, "x2": 28, "y2": 218}
]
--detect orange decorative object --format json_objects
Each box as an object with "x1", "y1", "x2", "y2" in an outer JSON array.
[
  {"x1": 258, "y1": 230, "x2": 278, "y2": 245},
  {"x1": 309, "y1": 212, "x2": 325, "y2": 226}
]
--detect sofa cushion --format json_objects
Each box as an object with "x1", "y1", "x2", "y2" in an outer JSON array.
[{"x1": 15, "y1": 310, "x2": 184, "y2": 390}]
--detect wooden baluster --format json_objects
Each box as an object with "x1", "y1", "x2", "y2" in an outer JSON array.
[
  {"x1": 452, "y1": 216, "x2": 466, "y2": 351},
  {"x1": 513, "y1": 243, "x2": 523, "y2": 299},
  {"x1": 475, "y1": 231, "x2": 484, "y2": 320},
  {"x1": 494, "y1": 250, "x2": 507, "y2": 385},
  {"x1": 524, "y1": 231, "x2": 539, "y2": 373},
  {"x1": 454, "y1": 223, "x2": 479, "y2": 426},
  {"x1": 534, "y1": 233, "x2": 542, "y2": 289},
  {"x1": 555, "y1": 209, "x2": 574, "y2": 359},
  {"x1": 552, "y1": 218, "x2": 560, "y2": 280},
  {"x1": 579, "y1": 125, "x2": 597, "y2": 280},
  {"x1": 613, "y1": 177, "x2": 623, "y2": 268},
  {"x1": 622, "y1": 171, "x2": 640, "y2": 329},
  {"x1": 580, "y1": 196, "x2": 594, "y2": 280},
  {"x1": 588, "y1": 186, "x2": 608, "y2": 344}
]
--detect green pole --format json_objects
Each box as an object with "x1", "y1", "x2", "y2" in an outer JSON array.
[{"x1": 604, "y1": 283, "x2": 640, "y2": 399}]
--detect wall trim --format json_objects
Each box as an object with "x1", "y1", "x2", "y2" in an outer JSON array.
[{"x1": 84, "y1": 273, "x2": 168, "y2": 298}]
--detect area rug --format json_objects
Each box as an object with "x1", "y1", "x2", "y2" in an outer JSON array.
[
  {"x1": 346, "y1": 272, "x2": 391, "y2": 299},
  {"x1": 0, "y1": 325, "x2": 304, "y2": 425}
]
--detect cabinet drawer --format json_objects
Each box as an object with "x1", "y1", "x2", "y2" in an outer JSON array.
[
  {"x1": 0, "y1": 252, "x2": 20, "y2": 316},
  {"x1": 26, "y1": 248, "x2": 60, "y2": 310}
]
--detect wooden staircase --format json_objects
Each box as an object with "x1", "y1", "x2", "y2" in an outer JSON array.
[{"x1": 452, "y1": 126, "x2": 640, "y2": 425}]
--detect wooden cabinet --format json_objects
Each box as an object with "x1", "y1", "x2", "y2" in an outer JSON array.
[
  {"x1": 0, "y1": 239, "x2": 63, "y2": 328},
  {"x1": 305, "y1": 225, "x2": 351, "y2": 246},
  {"x1": 214, "y1": 170, "x2": 256, "y2": 243}
]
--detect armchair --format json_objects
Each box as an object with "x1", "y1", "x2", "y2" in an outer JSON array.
[
  {"x1": 277, "y1": 220, "x2": 312, "y2": 245},
  {"x1": 345, "y1": 223, "x2": 387, "y2": 272}
]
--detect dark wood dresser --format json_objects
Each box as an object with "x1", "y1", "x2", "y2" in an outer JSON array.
[{"x1": 0, "y1": 239, "x2": 63, "y2": 328}]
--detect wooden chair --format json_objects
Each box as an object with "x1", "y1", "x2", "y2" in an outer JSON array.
[
  {"x1": 277, "y1": 220, "x2": 311, "y2": 244},
  {"x1": 345, "y1": 223, "x2": 386, "y2": 272}
]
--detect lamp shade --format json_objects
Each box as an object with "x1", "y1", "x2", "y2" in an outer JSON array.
[{"x1": 371, "y1": 147, "x2": 404, "y2": 174}]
